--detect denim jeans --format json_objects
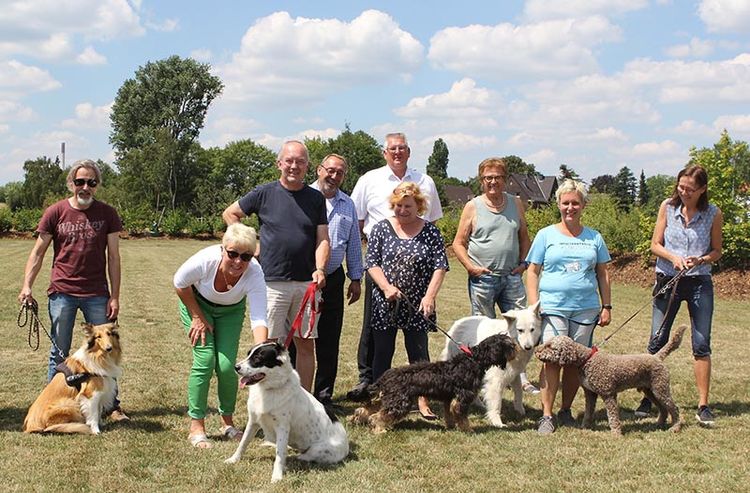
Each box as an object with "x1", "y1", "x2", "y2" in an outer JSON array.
[
  {"x1": 648, "y1": 275, "x2": 713, "y2": 357},
  {"x1": 468, "y1": 273, "x2": 527, "y2": 317},
  {"x1": 47, "y1": 293, "x2": 110, "y2": 381}
]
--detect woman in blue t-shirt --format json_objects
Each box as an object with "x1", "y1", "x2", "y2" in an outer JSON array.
[{"x1": 526, "y1": 179, "x2": 612, "y2": 435}]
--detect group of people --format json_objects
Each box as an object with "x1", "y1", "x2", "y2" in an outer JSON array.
[{"x1": 18, "y1": 136, "x2": 723, "y2": 445}]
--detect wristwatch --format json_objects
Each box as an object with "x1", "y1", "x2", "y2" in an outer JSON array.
[{"x1": 602, "y1": 304, "x2": 613, "y2": 310}]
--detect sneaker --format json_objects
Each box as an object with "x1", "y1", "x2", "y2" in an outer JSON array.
[
  {"x1": 696, "y1": 405, "x2": 715, "y2": 427},
  {"x1": 523, "y1": 382, "x2": 541, "y2": 395},
  {"x1": 557, "y1": 408, "x2": 577, "y2": 427},
  {"x1": 537, "y1": 415, "x2": 555, "y2": 435},
  {"x1": 109, "y1": 407, "x2": 130, "y2": 422},
  {"x1": 345, "y1": 382, "x2": 371, "y2": 402},
  {"x1": 634, "y1": 397, "x2": 652, "y2": 418}
]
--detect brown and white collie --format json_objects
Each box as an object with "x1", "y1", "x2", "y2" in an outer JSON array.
[{"x1": 23, "y1": 322, "x2": 123, "y2": 435}]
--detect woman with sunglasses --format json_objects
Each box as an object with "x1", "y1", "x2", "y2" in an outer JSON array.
[
  {"x1": 525, "y1": 179, "x2": 612, "y2": 435},
  {"x1": 174, "y1": 223, "x2": 268, "y2": 448}
]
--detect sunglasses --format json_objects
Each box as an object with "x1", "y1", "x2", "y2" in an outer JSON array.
[
  {"x1": 224, "y1": 248, "x2": 252, "y2": 262},
  {"x1": 73, "y1": 178, "x2": 98, "y2": 187}
]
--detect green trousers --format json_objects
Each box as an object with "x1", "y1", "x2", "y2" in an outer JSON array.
[{"x1": 179, "y1": 295, "x2": 246, "y2": 419}]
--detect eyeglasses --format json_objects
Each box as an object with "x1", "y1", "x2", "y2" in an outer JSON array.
[
  {"x1": 482, "y1": 175, "x2": 506, "y2": 183},
  {"x1": 677, "y1": 185, "x2": 702, "y2": 194},
  {"x1": 224, "y1": 248, "x2": 252, "y2": 262},
  {"x1": 72, "y1": 178, "x2": 98, "y2": 187},
  {"x1": 386, "y1": 145, "x2": 408, "y2": 153},
  {"x1": 320, "y1": 165, "x2": 345, "y2": 177}
]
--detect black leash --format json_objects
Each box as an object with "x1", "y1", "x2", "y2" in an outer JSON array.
[
  {"x1": 595, "y1": 267, "x2": 690, "y2": 348},
  {"x1": 17, "y1": 299, "x2": 66, "y2": 358}
]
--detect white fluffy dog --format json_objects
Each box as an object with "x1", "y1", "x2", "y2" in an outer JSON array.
[
  {"x1": 440, "y1": 302, "x2": 542, "y2": 427},
  {"x1": 225, "y1": 341, "x2": 349, "y2": 483}
]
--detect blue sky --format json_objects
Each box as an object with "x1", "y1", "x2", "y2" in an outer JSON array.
[{"x1": 1, "y1": 0, "x2": 749, "y2": 185}]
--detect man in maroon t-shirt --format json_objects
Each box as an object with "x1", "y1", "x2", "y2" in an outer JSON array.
[{"x1": 18, "y1": 159, "x2": 128, "y2": 421}]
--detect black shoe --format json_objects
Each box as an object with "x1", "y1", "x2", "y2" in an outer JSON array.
[
  {"x1": 346, "y1": 382, "x2": 371, "y2": 402},
  {"x1": 696, "y1": 405, "x2": 716, "y2": 427},
  {"x1": 557, "y1": 408, "x2": 577, "y2": 427},
  {"x1": 634, "y1": 397, "x2": 652, "y2": 418}
]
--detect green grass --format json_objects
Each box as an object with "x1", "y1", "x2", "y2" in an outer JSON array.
[{"x1": 0, "y1": 238, "x2": 748, "y2": 492}]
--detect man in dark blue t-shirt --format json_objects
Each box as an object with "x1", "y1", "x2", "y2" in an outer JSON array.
[{"x1": 223, "y1": 140, "x2": 330, "y2": 391}]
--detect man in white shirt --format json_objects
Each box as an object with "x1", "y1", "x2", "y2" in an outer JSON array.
[{"x1": 346, "y1": 132, "x2": 443, "y2": 400}]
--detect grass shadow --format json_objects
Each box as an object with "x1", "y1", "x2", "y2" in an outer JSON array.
[{"x1": 0, "y1": 407, "x2": 26, "y2": 431}]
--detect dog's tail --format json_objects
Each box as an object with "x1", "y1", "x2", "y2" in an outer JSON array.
[
  {"x1": 43, "y1": 423, "x2": 93, "y2": 434},
  {"x1": 655, "y1": 325, "x2": 688, "y2": 361}
]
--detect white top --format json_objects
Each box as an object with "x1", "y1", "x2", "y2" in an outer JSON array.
[
  {"x1": 350, "y1": 165, "x2": 443, "y2": 238},
  {"x1": 173, "y1": 244, "x2": 268, "y2": 329}
]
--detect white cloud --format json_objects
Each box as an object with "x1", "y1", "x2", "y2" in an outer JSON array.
[
  {"x1": 146, "y1": 18, "x2": 179, "y2": 32},
  {"x1": 713, "y1": 114, "x2": 750, "y2": 136},
  {"x1": 672, "y1": 119, "x2": 713, "y2": 135},
  {"x1": 423, "y1": 133, "x2": 498, "y2": 151},
  {"x1": 699, "y1": 0, "x2": 750, "y2": 33},
  {"x1": 428, "y1": 16, "x2": 621, "y2": 79},
  {"x1": 0, "y1": 60, "x2": 61, "y2": 97},
  {"x1": 527, "y1": 148, "x2": 557, "y2": 167},
  {"x1": 298, "y1": 128, "x2": 340, "y2": 141},
  {"x1": 665, "y1": 37, "x2": 715, "y2": 59},
  {"x1": 523, "y1": 0, "x2": 648, "y2": 20},
  {"x1": 632, "y1": 140, "x2": 681, "y2": 156},
  {"x1": 61, "y1": 102, "x2": 112, "y2": 129},
  {"x1": 218, "y1": 10, "x2": 423, "y2": 106},
  {"x1": 395, "y1": 78, "x2": 502, "y2": 129},
  {"x1": 0, "y1": 100, "x2": 35, "y2": 122},
  {"x1": 76, "y1": 46, "x2": 107, "y2": 65},
  {"x1": 190, "y1": 48, "x2": 213, "y2": 62},
  {"x1": 587, "y1": 127, "x2": 629, "y2": 142}
]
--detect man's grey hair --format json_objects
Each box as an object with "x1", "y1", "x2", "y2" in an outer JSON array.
[
  {"x1": 555, "y1": 179, "x2": 588, "y2": 204},
  {"x1": 276, "y1": 140, "x2": 309, "y2": 162},
  {"x1": 383, "y1": 132, "x2": 408, "y2": 148},
  {"x1": 66, "y1": 159, "x2": 102, "y2": 189}
]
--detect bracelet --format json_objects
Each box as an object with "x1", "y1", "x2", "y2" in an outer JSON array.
[
  {"x1": 602, "y1": 304, "x2": 612, "y2": 310},
  {"x1": 519, "y1": 260, "x2": 529, "y2": 269}
]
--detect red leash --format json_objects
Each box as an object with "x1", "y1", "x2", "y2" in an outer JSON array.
[{"x1": 284, "y1": 282, "x2": 321, "y2": 349}]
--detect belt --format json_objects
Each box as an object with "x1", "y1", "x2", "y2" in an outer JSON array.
[{"x1": 192, "y1": 286, "x2": 244, "y2": 308}]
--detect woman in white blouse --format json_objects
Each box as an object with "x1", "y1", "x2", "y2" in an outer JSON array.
[{"x1": 174, "y1": 223, "x2": 268, "y2": 448}]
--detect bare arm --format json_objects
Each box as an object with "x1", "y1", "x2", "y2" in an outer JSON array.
[
  {"x1": 418, "y1": 268, "x2": 447, "y2": 317},
  {"x1": 106, "y1": 232, "x2": 121, "y2": 320},
  {"x1": 596, "y1": 262, "x2": 611, "y2": 326},
  {"x1": 175, "y1": 286, "x2": 213, "y2": 346},
  {"x1": 367, "y1": 266, "x2": 400, "y2": 301},
  {"x1": 452, "y1": 200, "x2": 489, "y2": 277},
  {"x1": 222, "y1": 201, "x2": 245, "y2": 225},
  {"x1": 312, "y1": 224, "x2": 330, "y2": 288},
  {"x1": 525, "y1": 262, "x2": 542, "y2": 305},
  {"x1": 18, "y1": 233, "x2": 53, "y2": 305},
  {"x1": 511, "y1": 197, "x2": 532, "y2": 275}
]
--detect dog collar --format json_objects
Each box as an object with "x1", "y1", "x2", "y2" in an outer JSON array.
[{"x1": 584, "y1": 346, "x2": 599, "y2": 364}]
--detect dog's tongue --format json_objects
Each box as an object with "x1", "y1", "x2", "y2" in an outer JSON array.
[{"x1": 240, "y1": 373, "x2": 265, "y2": 388}]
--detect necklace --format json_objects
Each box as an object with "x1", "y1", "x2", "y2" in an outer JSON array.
[
  {"x1": 221, "y1": 267, "x2": 237, "y2": 290},
  {"x1": 484, "y1": 193, "x2": 505, "y2": 210}
]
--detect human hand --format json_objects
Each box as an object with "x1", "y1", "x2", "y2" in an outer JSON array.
[
  {"x1": 18, "y1": 288, "x2": 34, "y2": 306},
  {"x1": 107, "y1": 297, "x2": 120, "y2": 320},
  {"x1": 189, "y1": 317, "x2": 214, "y2": 346},
  {"x1": 312, "y1": 269, "x2": 327, "y2": 289},
  {"x1": 419, "y1": 295, "x2": 436, "y2": 317},
  {"x1": 599, "y1": 308, "x2": 611, "y2": 326},
  {"x1": 383, "y1": 284, "x2": 401, "y2": 302},
  {"x1": 347, "y1": 280, "x2": 361, "y2": 305},
  {"x1": 510, "y1": 262, "x2": 528, "y2": 275},
  {"x1": 671, "y1": 255, "x2": 687, "y2": 271},
  {"x1": 685, "y1": 256, "x2": 703, "y2": 269},
  {"x1": 468, "y1": 265, "x2": 491, "y2": 277}
]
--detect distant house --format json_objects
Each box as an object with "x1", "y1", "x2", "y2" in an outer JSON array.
[
  {"x1": 443, "y1": 184, "x2": 475, "y2": 206},
  {"x1": 506, "y1": 174, "x2": 558, "y2": 207}
]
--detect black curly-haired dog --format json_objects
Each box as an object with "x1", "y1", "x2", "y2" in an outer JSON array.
[
  {"x1": 351, "y1": 333, "x2": 517, "y2": 433},
  {"x1": 535, "y1": 325, "x2": 687, "y2": 435}
]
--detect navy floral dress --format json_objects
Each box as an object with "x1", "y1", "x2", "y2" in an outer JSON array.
[{"x1": 366, "y1": 219, "x2": 449, "y2": 332}]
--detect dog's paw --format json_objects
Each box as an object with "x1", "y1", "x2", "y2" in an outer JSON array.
[
  {"x1": 513, "y1": 404, "x2": 526, "y2": 415},
  {"x1": 486, "y1": 414, "x2": 508, "y2": 428},
  {"x1": 271, "y1": 472, "x2": 283, "y2": 483},
  {"x1": 224, "y1": 456, "x2": 240, "y2": 464}
]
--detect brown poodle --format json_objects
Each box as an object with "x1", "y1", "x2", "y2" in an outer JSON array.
[
  {"x1": 535, "y1": 325, "x2": 687, "y2": 435},
  {"x1": 351, "y1": 333, "x2": 517, "y2": 433}
]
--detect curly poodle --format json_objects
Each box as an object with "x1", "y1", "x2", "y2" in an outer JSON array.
[
  {"x1": 351, "y1": 333, "x2": 517, "y2": 433},
  {"x1": 535, "y1": 325, "x2": 687, "y2": 435}
]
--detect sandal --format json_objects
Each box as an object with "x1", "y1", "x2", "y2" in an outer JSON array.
[
  {"x1": 189, "y1": 433, "x2": 212, "y2": 449},
  {"x1": 220, "y1": 425, "x2": 243, "y2": 441},
  {"x1": 523, "y1": 382, "x2": 541, "y2": 395},
  {"x1": 418, "y1": 409, "x2": 439, "y2": 421}
]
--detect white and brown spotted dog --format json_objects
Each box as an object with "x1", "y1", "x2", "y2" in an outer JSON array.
[
  {"x1": 23, "y1": 322, "x2": 122, "y2": 435},
  {"x1": 225, "y1": 341, "x2": 349, "y2": 483},
  {"x1": 440, "y1": 302, "x2": 542, "y2": 427}
]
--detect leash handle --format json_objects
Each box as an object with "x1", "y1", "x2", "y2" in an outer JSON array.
[{"x1": 284, "y1": 282, "x2": 321, "y2": 349}]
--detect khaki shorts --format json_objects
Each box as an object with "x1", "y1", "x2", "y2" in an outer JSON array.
[{"x1": 266, "y1": 281, "x2": 322, "y2": 340}]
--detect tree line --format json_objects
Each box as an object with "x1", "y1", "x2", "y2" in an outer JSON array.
[{"x1": 0, "y1": 56, "x2": 748, "y2": 269}]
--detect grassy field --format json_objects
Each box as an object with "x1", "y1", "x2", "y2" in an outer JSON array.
[{"x1": 0, "y1": 238, "x2": 748, "y2": 493}]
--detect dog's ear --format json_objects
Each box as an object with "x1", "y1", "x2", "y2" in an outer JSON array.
[
  {"x1": 81, "y1": 322, "x2": 94, "y2": 338},
  {"x1": 530, "y1": 300, "x2": 542, "y2": 317}
]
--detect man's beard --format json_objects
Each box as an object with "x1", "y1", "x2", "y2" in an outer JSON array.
[{"x1": 76, "y1": 194, "x2": 93, "y2": 207}]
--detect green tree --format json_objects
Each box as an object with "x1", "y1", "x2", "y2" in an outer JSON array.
[
  {"x1": 426, "y1": 138, "x2": 449, "y2": 180},
  {"x1": 0, "y1": 181, "x2": 25, "y2": 210},
  {"x1": 611, "y1": 166, "x2": 637, "y2": 211},
  {"x1": 558, "y1": 164, "x2": 580, "y2": 181},
  {"x1": 643, "y1": 174, "x2": 673, "y2": 215},
  {"x1": 637, "y1": 169, "x2": 650, "y2": 206},
  {"x1": 501, "y1": 155, "x2": 537, "y2": 176},
  {"x1": 590, "y1": 174, "x2": 615, "y2": 193},
  {"x1": 21, "y1": 156, "x2": 67, "y2": 208},
  {"x1": 110, "y1": 55, "x2": 223, "y2": 210},
  {"x1": 204, "y1": 139, "x2": 277, "y2": 199}
]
